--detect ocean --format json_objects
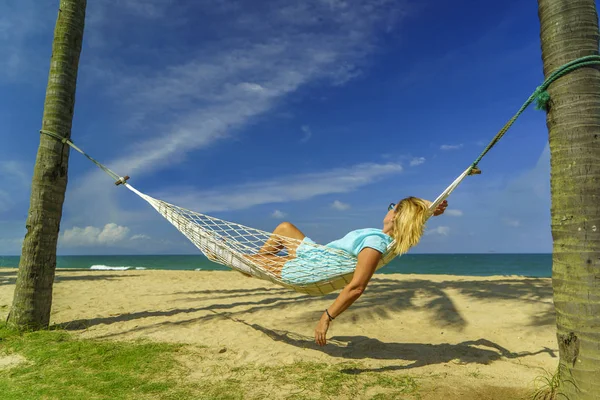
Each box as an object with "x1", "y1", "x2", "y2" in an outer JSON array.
[{"x1": 0, "y1": 253, "x2": 552, "y2": 277}]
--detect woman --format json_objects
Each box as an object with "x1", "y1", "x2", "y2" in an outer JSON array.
[{"x1": 253, "y1": 197, "x2": 448, "y2": 346}]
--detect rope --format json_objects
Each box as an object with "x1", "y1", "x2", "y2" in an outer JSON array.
[
  {"x1": 470, "y1": 54, "x2": 600, "y2": 169},
  {"x1": 39, "y1": 129, "x2": 126, "y2": 184}
]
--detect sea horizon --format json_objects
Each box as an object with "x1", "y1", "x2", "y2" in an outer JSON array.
[{"x1": 0, "y1": 253, "x2": 553, "y2": 278}]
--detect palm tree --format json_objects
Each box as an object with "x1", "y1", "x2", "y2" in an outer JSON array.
[
  {"x1": 8, "y1": 0, "x2": 87, "y2": 330},
  {"x1": 537, "y1": 0, "x2": 600, "y2": 398}
]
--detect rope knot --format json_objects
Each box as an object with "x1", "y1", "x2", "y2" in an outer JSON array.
[
  {"x1": 40, "y1": 129, "x2": 71, "y2": 144},
  {"x1": 534, "y1": 88, "x2": 551, "y2": 111}
]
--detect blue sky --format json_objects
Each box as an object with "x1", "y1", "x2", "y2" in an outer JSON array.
[{"x1": 1, "y1": 0, "x2": 555, "y2": 255}]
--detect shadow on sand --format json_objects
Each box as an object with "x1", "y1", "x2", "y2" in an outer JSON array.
[
  {"x1": 55, "y1": 275, "x2": 553, "y2": 334},
  {"x1": 234, "y1": 319, "x2": 557, "y2": 372}
]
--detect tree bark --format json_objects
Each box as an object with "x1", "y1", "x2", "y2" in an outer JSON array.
[
  {"x1": 538, "y1": 0, "x2": 600, "y2": 398},
  {"x1": 8, "y1": 0, "x2": 86, "y2": 330}
]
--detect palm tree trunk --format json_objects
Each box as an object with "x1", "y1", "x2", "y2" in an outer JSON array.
[
  {"x1": 537, "y1": 0, "x2": 600, "y2": 398},
  {"x1": 7, "y1": 0, "x2": 86, "y2": 330}
]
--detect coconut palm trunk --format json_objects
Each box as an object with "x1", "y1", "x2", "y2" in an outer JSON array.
[
  {"x1": 537, "y1": 0, "x2": 600, "y2": 398},
  {"x1": 8, "y1": 0, "x2": 87, "y2": 330}
]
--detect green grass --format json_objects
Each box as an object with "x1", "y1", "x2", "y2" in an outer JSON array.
[
  {"x1": 529, "y1": 365, "x2": 577, "y2": 400},
  {"x1": 232, "y1": 361, "x2": 420, "y2": 399},
  {"x1": 0, "y1": 323, "x2": 424, "y2": 399},
  {"x1": 0, "y1": 323, "x2": 428, "y2": 399},
  {"x1": 0, "y1": 324, "x2": 193, "y2": 400}
]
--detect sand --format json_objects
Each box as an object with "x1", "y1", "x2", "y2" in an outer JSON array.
[{"x1": 0, "y1": 268, "x2": 558, "y2": 398}]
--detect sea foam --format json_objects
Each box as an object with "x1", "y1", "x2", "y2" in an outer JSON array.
[{"x1": 90, "y1": 265, "x2": 147, "y2": 271}]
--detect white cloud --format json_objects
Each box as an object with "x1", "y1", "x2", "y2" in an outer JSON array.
[
  {"x1": 440, "y1": 144, "x2": 463, "y2": 151},
  {"x1": 331, "y1": 200, "x2": 350, "y2": 211},
  {"x1": 425, "y1": 226, "x2": 450, "y2": 236},
  {"x1": 504, "y1": 218, "x2": 521, "y2": 227},
  {"x1": 77, "y1": 0, "x2": 406, "y2": 178},
  {"x1": 445, "y1": 209, "x2": 463, "y2": 217},
  {"x1": 152, "y1": 162, "x2": 403, "y2": 213},
  {"x1": 60, "y1": 223, "x2": 131, "y2": 247},
  {"x1": 409, "y1": 157, "x2": 425, "y2": 167},
  {"x1": 271, "y1": 210, "x2": 287, "y2": 219},
  {"x1": 1, "y1": 161, "x2": 29, "y2": 182},
  {"x1": 130, "y1": 234, "x2": 151, "y2": 240},
  {"x1": 300, "y1": 125, "x2": 312, "y2": 143},
  {"x1": 240, "y1": 82, "x2": 266, "y2": 93}
]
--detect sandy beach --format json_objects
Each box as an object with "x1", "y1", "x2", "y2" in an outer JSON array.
[{"x1": 0, "y1": 268, "x2": 558, "y2": 399}]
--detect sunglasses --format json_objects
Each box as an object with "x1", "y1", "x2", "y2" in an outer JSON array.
[{"x1": 388, "y1": 203, "x2": 396, "y2": 211}]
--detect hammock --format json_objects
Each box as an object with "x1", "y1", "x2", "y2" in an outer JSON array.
[
  {"x1": 118, "y1": 166, "x2": 475, "y2": 296},
  {"x1": 40, "y1": 125, "x2": 488, "y2": 296},
  {"x1": 42, "y1": 127, "x2": 484, "y2": 296}
]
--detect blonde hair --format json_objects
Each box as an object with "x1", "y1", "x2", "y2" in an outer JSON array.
[{"x1": 390, "y1": 197, "x2": 432, "y2": 256}]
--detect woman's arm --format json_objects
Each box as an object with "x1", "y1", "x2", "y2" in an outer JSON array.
[{"x1": 314, "y1": 248, "x2": 381, "y2": 346}]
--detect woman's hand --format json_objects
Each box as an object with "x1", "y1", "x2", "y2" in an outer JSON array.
[
  {"x1": 432, "y1": 200, "x2": 448, "y2": 216},
  {"x1": 315, "y1": 312, "x2": 331, "y2": 346}
]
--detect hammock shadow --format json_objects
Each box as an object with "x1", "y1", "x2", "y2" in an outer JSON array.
[
  {"x1": 165, "y1": 278, "x2": 472, "y2": 330},
  {"x1": 52, "y1": 290, "x2": 314, "y2": 331},
  {"x1": 171, "y1": 287, "x2": 292, "y2": 295},
  {"x1": 53, "y1": 275, "x2": 553, "y2": 334},
  {"x1": 244, "y1": 322, "x2": 557, "y2": 371},
  {"x1": 169, "y1": 286, "x2": 295, "y2": 300}
]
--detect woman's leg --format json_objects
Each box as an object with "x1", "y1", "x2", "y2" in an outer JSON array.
[
  {"x1": 241, "y1": 222, "x2": 307, "y2": 279},
  {"x1": 258, "y1": 222, "x2": 306, "y2": 255}
]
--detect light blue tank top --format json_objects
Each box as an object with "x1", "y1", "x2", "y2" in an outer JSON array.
[{"x1": 324, "y1": 228, "x2": 393, "y2": 256}]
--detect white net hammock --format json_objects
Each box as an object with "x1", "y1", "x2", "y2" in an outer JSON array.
[{"x1": 122, "y1": 166, "x2": 475, "y2": 296}]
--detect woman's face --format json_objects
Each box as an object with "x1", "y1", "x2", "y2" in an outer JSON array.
[{"x1": 382, "y1": 202, "x2": 398, "y2": 234}]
